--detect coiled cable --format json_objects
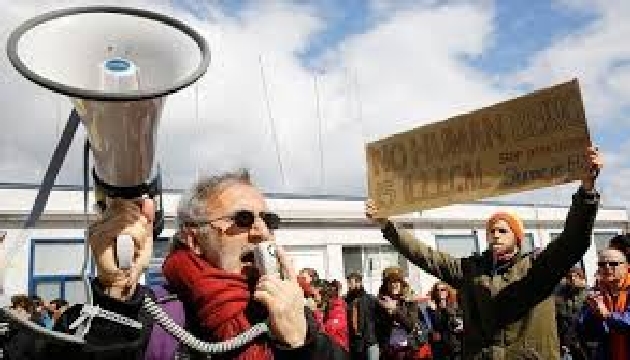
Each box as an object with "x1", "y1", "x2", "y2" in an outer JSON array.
[{"x1": 142, "y1": 296, "x2": 270, "y2": 355}]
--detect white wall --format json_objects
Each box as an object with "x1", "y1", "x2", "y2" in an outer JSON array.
[{"x1": 0, "y1": 188, "x2": 627, "y2": 301}]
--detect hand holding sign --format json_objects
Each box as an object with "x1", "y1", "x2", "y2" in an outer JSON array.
[
  {"x1": 581, "y1": 146, "x2": 603, "y2": 191},
  {"x1": 365, "y1": 198, "x2": 389, "y2": 228}
]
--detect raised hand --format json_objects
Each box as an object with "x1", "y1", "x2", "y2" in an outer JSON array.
[
  {"x1": 581, "y1": 146, "x2": 603, "y2": 191},
  {"x1": 365, "y1": 198, "x2": 389, "y2": 228}
]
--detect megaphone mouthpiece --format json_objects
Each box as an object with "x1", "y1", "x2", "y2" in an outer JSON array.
[
  {"x1": 101, "y1": 58, "x2": 139, "y2": 92},
  {"x1": 104, "y1": 58, "x2": 134, "y2": 73}
]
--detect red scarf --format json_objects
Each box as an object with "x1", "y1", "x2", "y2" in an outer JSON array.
[
  {"x1": 602, "y1": 273, "x2": 630, "y2": 360},
  {"x1": 162, "y1": 248, "x2": 273, "y2": 360}
]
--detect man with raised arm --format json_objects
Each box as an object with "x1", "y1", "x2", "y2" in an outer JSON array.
[{"x1": 365, "y1": 146, "x2": 602, "y2": 360}]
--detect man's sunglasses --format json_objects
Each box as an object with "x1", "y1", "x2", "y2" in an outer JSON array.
[
  {"x1": 187, "y1": 210, "x2": 281, "y2": 230},
  {"x1": 597, "y1": 261, "x2": 625, "y2": 268},
  {"x1": 491, "y1": 228, "x2": 510, "y2": 234}
]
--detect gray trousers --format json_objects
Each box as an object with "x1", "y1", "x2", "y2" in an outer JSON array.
[{"x1": 366, "y1": 344, "x2": 379, "y2": 360}]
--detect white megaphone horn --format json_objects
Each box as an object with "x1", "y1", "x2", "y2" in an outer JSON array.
[
  {"x1": 2, "y1": 6, "x2": 211, "y2": 342},
  {"x1": 7, "y1": 6, "x2": 210, "y2": 229}
]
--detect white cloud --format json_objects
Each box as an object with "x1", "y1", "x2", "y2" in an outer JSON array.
[
  {"x1": 0, "y1": 0, "x2": 628, "y2": 209},
  {"x1": 511, "y1": 1, "x2": 630, "y2": 125},
  {"x1": 607, "y1": 167, "x2": 630, "y2": 205},
  {"x1": 0, "y1": 0, "x2": 503, "y2": 195},
  {"x1": 494, "y1": 0, "x2": 630, "y2": 206}
]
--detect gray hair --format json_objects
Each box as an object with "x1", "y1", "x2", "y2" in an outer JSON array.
[{"x1": 176, "y1": 168, "x2": 252, "y2": 229}]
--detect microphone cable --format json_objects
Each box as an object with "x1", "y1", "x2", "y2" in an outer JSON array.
[{"x1": 142, "y1": 296, "x2": 269, "y2": 355}]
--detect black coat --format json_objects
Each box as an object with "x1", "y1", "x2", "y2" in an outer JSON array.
[
  {"x1": 346, "y1": 288, "x2": 379, "y2": 354},
  {"x1": 2, "y1": 279, "x2": 155, "y2": 360},
  {"x1": 428, "y1": 305, "x2": 464, "y2": 359}
]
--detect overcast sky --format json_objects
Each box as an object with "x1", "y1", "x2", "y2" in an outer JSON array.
[{"x1": 0, "y1": 0, "x2": 629, "y2": 208}]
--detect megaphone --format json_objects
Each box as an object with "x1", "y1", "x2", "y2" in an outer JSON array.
[
  {"x1": 7, "y1": 6, "x2": 210, "y2": 230},
  {"x1": 2, "y1": 5, "x2": 209, "y2": 344}
]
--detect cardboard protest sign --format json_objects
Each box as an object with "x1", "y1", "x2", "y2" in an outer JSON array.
[{"x1": 366, "y1": 79, "x2": 591, "y2": 217}]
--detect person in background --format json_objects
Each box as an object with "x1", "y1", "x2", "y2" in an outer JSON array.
[
  {"x1": 321, "y1": 280, "x2": 349, "y2": 351},
  {"x1": 29, "y1": 296, "x2": 53, "y2": 330},
  {"x1": 609, "y1": 234, "x2": 630, "y2": 265},
  {"x1": 9, "y1": 295, "x2": 32, "y2": 320},
  {"x1": 298, "y1": 275, "x2": 325, "y2": 329},
  {"x1": 48, "y1": 298, "x2": 69, "y2": 324},
  {"x1": 577, "y1": 247, "x2": 630, "y2": 360},
  {"x1": 555, "y1": 267, "x2": 588, "y2": 360},
  {"x1": 428, "y1": 281, "x2": 462, "y2": 360},
  {"x1": 376, "y1": 269, "x2": 431, "y2": 360},
  {"x1": 345, "y1": 272, "x2": 379, "y2": 360},
  {"x1": 299, "y1": 268, "x2": 321, "y2": 288},
  {"x1": 367, "y1": 146, "x2": 602, "y2": 359},
  {"x1": 310, "y1": 280, "x2": 325, "y2": 328}
]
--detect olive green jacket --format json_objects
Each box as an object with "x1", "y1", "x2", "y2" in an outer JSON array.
[{"x1": 381, "y1": 188, "x2": 599, "y2": 360}]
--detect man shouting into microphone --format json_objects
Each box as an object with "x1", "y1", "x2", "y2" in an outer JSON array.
[{"x1": 12, "y1": 170, "x2": 346, "y2": 360}]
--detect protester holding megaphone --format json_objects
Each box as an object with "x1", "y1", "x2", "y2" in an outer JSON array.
[
  {"x1": 48, "y1": 199, "x2": 156, "y2": 357},
  {"x1": 366, "y1": 146, "x2": 602, "y2": 359}
]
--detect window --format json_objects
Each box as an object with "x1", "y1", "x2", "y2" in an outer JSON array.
[
  {"x1": 284, "y1": 245, "x2": 327, "y2": 280},
  {"x1": 593, "y1": 232, "x2": 620, "y2": 253},
  {"x1": 552, "y1": 231, "x2": 620, "y2": 253},
  {"x1": 521, "y1": 233, "x2": 536, "y2": 254},
  {"x1": 550, "y1": 232, "x2": 584, "y2": 270},
  {"x1": 342, "y1": 245, "x2": 407, "y2": 277},
  {"x1": 342, "y1": 246, "x2": 363, "y2": 278},
  {"x1": 342, "y1": 245, "x2": 409, "y2": 294},
  {"x1": 146, "y1": 237, "x2": 171, "y2": 286},
  {"x1": 435, "y1": 234, "x2": 478, "y2": 258},
  {"x1": 29, "y1": 238, "x2": 90, "y2": 303}
]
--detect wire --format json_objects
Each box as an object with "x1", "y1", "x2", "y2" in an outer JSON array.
[
  {"x1": 259, "y1": 55, "x2": 286, "y2": 188},
  {"x1": 313, "y1": 74, "x2": 325, "y2": 194},
  {"x1": 143, "y1": 296, "x2": 269, "y2": 355},
  {"x1": 82, "y1": 139, "x2": 93, "y2": 306}
]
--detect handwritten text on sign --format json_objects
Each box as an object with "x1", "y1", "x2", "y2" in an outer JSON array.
[{"x1": 366, "y1": 79, "x2": 591, "y2": 217}]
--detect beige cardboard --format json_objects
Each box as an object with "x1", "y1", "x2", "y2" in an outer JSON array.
[{"x1": 366, "y1": 79, "x2": 591, "y2": 217}]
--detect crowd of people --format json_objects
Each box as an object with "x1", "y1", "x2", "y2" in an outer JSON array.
[
  {"x1": 293, "y1": 232, "x2": 630, "y2": 360},
  {"x1": 1, "y1": 145, "x2": 628, "y2": 360},
  {"x1": 0, "y1": 294, "x2": 69, "y2": 356},
  {"x1": 4, "y1": 295, "x2": 68, "y2": 328},
  {"x1": 335, "y1": 268, "x2": 462, "y2": 360}
]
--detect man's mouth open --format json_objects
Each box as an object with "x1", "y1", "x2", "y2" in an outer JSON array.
[{"x1": 240, "y1": 250, "x2": 255, "y2": 267}]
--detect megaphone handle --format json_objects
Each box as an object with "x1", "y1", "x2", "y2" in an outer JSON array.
[{"x1": 116, "y1": 234, "x2": 134, "y2": 270}]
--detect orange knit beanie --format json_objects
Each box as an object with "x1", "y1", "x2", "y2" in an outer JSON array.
[{"x1": 486, "y1": 212, "x2": 525, "y2": 245}]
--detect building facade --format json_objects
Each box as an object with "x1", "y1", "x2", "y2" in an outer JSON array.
[{"x1": 1, "y1": 186, "x2": 628, "y2": 305}]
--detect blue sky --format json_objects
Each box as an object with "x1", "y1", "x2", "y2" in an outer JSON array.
[
  {"x1": 0, "y1": 0, "x2": 629, "y2": 207},
  {"x1": 468, "y1": 1, "x2": 596, "y2": 74}
]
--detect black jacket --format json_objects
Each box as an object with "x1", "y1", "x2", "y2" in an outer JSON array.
[
  {"x1": 346, "y1": 288, "x2": 379, "y2": 353},
  {"x1": 375, "y1": 296, "x2": 425, "y2": 349},
  {"x1": 0, "y1": 279, "x2": 153, "y2": 360},
  {"x1": 429, "y1": 305, "x2": 464, "y2": 359}
]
